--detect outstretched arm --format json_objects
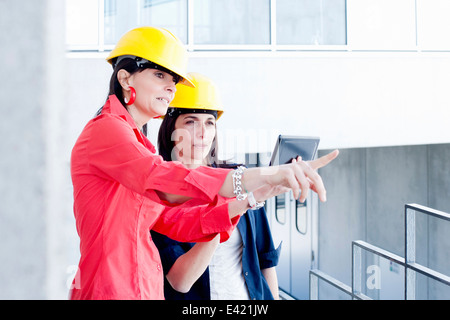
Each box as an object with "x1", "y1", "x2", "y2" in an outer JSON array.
[{"x1": 219, "y1": 149, "x2": 339, "y2": 203}]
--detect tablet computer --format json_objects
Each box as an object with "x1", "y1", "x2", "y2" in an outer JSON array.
[{"x1": 269, "y1": 135, "x2": 320, "y2": 166}]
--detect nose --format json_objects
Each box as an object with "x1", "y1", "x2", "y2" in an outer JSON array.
[
  {"x1": 166, "y1": 81, "x2": 176, "y2": 94},
  {"x1": 194, "y1": 122, "x2": 205, "y2": 139},
  {"x1": 168, "y1": 75, "x2": 178, "y2": 91}
]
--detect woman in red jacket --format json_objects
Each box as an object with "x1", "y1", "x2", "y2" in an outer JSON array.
[{"x1": 69, "y1": 26, "x2": 338, "y2": 300}]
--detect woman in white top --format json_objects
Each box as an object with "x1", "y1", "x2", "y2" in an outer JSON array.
[{"x1": 151, "y1": 72, "x2": 338, "y2": 300}]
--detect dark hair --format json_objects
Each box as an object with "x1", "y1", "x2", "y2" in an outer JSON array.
[
  {"x1": 108, "y1": 58, "x2": 141, "y2": 105},
  {"x1": 97, "y1": 57, "x2": 180, "y2": 136},
  {"x1": 157, "y1": 111, "x2": 237, "y2": 169}
]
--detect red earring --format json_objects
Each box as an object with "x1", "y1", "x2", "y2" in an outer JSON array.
[{"x1": 125, "y1": 87, "x2": 136, "y2": 105}]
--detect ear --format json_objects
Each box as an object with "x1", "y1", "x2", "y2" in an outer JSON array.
[{"x1": 117, "y1": 69, "x2": 132, "y2": 90}]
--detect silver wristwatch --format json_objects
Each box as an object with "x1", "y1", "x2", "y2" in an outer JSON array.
[{"x1": 247, "y1": 192, "x2": 265, "y2": 210}]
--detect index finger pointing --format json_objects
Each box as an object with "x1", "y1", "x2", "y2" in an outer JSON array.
[{"x1": 308, "y1": 149, "x2": 339, "y2": 171}]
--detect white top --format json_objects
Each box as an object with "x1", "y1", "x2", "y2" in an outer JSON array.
[{"x1": 209, "y1": 229, "x2": 250, "y2": 300}]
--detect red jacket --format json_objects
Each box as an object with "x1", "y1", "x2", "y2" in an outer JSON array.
[{"x1": 70, "y1": 95, "x2": 238, "y2": 299}]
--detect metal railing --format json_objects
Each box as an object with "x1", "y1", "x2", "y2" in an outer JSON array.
[
  {"x1": 404, "y1": 204, "x2": 450, "y2": 299},
  {"x1": 351, "y1": 240, "x2": 405, "y2": 300},
  {"x1": 309, "y1": 269, "x2": 353, "y2": 300},
  {"x1": 310, "y1": 203, "x2": 450, "y2": 300}
]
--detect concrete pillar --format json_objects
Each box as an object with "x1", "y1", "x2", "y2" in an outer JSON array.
[{"x1": 0, "y1": 0, "x2": 70, "y2": 299}]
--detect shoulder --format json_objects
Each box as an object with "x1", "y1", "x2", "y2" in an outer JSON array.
[
  {"x1": 92, "y1": 113, "x2": 131, "y2": 130},
  {"x1": 86, "y1": 114, "x2": 137, "y2": 144}
]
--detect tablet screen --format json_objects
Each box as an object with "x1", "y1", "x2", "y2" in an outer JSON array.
[{"x1": 269, "y1": 135, "x2": 320, "y2": 166}]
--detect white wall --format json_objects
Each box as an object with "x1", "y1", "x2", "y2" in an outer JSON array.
[
  {"x1": 67, "y1": 50, "x2": 450, "y2": 158},
  {"x1": 67, "y1": 0, "x2": 450, "y2": 157}
]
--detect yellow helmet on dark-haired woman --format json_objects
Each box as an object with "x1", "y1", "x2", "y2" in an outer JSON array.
[
  {"x1": 169, "y1": 72, "x2": 224, "y2": 119},
  {"x1": 106, "y1": 26, "x2": 194, "y2": 87}
]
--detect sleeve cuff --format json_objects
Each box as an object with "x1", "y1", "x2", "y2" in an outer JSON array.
[
  {"x1": 199, "y1": 197, "x2": 240, "y2": 243},
  {"x1": 259, "y1": 242, "x2": 282, "y2": 269},
  {"x1": 185, "y1": 166, "x2": 232, "y2": 201}
]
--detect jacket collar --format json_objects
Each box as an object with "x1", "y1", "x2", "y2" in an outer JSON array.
[
  {"x1": 102, "y1": 94, "x2": 156, "y2": 153},
  {"x1": 102, "y1": 95, "x2": 138, "y2": 129}
]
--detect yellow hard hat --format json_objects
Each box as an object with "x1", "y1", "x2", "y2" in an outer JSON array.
[
  {"x1": 169, "y1": 72, "x2": 224, "y2": 119},
  {"x1": 106, "y1": 26, "x2": 194, "y2": 87}
]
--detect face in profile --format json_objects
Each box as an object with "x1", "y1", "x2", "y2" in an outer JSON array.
[{"x1": 123, "y1": 68, "x2": 178, "y2": 122}]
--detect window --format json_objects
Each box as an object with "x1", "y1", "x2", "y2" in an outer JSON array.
[
  {"x1": 416, "y1": 0, "x2": 450, "y2": 50},
  {"x1": 66, "y1": 0, "x2": 348, "y2": 51},
  {"x1": 276, "y1": 0, "x2": 347, "y2": 45},
  {"x1": 193, "y1": 0, "x2": 270, "y2": 45},
  {"x1": 66, "y1": 0, "x2": 187, "y2": 50},
  {"x1": 66, "y1": 0, "x2": 100, "y2": 48},
  {"x1": 104, "y1": 0, "x2": 116, "y2": 16},
  {"x1": 275, "y1": 193, "x2": 286, "y2": 224},
  {"x1": 140, "y1": 0, "x2": 187, "y2": 44},
  {"x1": 295, "y1": 199, "x2": 307, "y2": 234},
  {"x1": 104, "y1": 0, "x2": 187, "y2": 46},
  {"x1": 347, "y1": 0, "x2": 416, "y2": 50}
]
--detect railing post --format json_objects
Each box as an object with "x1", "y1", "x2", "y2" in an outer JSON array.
[
  {"x1": 405, "y1": 206, "x2": 416, "y2": 300},
  {"x1": 352, "y1": 243, "x2": 362, "y2": 299},
  {"x1": 309, "y1": 271, "x2": 318, "y2": 300}
]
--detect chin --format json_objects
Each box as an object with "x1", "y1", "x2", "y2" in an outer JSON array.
[{"x1": 150, "y1": 105, "x2": 168, "y2": 118}]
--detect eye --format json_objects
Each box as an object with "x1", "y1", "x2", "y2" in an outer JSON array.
[
  {"x1": 206, "y1": 120, "x2": 216, "y2": 126},
  {"x1": 154, "y1": 71, "x2": 164, "y2": 79},
  {"x1": 172, "y1": 75, "x2": 180, "y2": 84}
]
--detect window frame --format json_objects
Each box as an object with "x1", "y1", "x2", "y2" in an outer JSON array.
[{"x1": 66, "y1": 0, "x2": 349, "y2": 52}]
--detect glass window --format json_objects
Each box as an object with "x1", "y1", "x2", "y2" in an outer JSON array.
[
  {"x1": 104, "y1": 0, "x2": 116, "y2": 15},
  {"x1": 416, "y1": 0, "x2": 450, "y2": 50},
  {"x1": 275, "y1": 193, "x2": 286, "y2": 224},
  {"x1": 277, "y1": 0, "x2": 347, "y2": 45},
  {"x1": 66, "y1": 0, "x2": 100, "y2": 47},
  {"x1": 141, "y1": 0, "x2": 188, "y2": 44},
  {"x1": 66, "y1": 0, "x2": 348, "y2": 50},
  {"x1": 193, "y1": 0, "x2": 270, "y2": 45},
  {"x1": 347, "y1": 0, "x2": 416, "y2": 50},
  {"x1": 104, "y1": 0, "x2": 140, "y2": 46},
  {"x1": 295, "y1": 199, "x2": 307, "y2": 234},
  {"x1": 104, "y1": 0, "x2": 188, "y2": 46}
]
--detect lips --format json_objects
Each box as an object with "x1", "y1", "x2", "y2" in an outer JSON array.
[
  {"x1": 193, "y1": 144, "x2": 209, "y2": 149},
  {"x1": 156, "y1": 97, "x2": 170, "y2": 105}
]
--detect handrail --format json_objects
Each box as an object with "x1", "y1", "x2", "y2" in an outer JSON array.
[
  {"x1": 353, "y1": 240, "x2": 405, "y2": 265},
  {"x1": 405, "y1": 204, "x2": 450, "y2": 299},
  {"x1": 309, "y1": 269, "x2": 354, "y2": 300},
  {"x1": 351, "y1": 240, "x2": 403, "y2": 300},
  {"x1": 310, "y1": 204, "x2": 450, "y2": 299},
  {"x1": 405, "y1": 203, "x2": 450, "y2": 221}
]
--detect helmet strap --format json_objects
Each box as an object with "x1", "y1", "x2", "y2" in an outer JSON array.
[
  {"x1": 114, "y1": 55, "x2": 181, "y2": 84},
  {"x1": 167, "y1": 108, "x2": 218, "y2": 119}
]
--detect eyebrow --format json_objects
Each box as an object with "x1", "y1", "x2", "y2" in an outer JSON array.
[{"x1": 183, "y1": 115, "x2": 216, "y2": 121}]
